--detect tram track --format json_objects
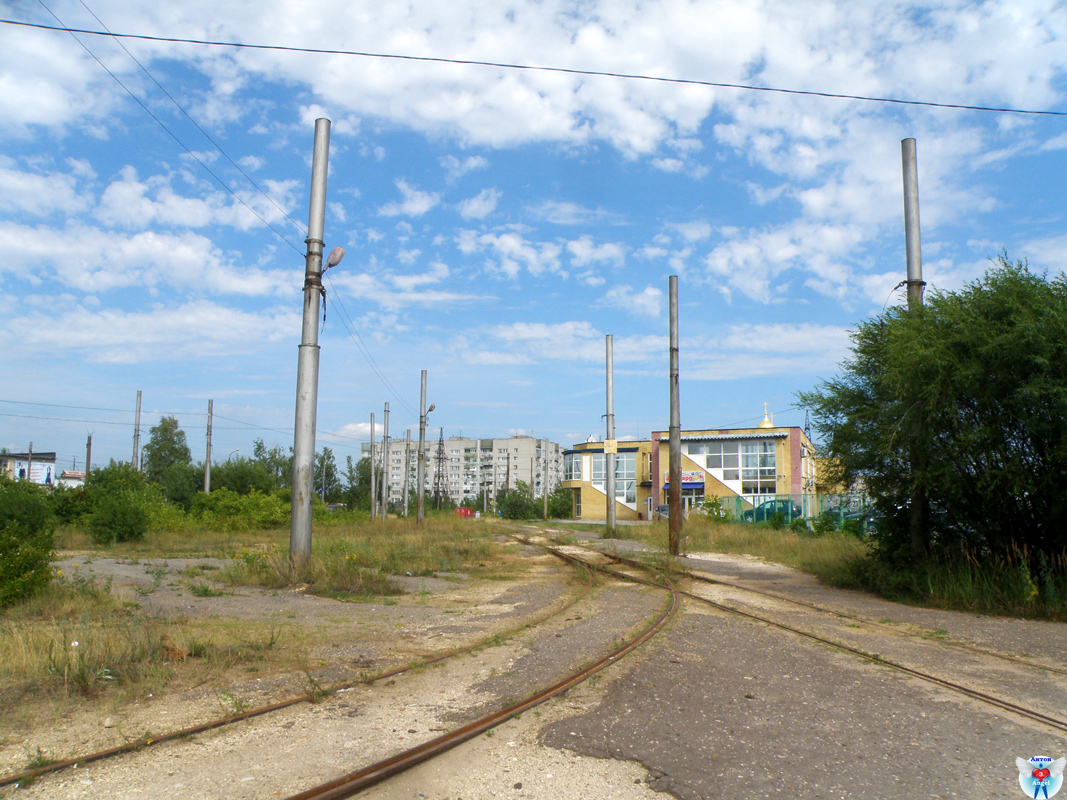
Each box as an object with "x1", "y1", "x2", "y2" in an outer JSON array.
[
  {"x1": 526, "y1": 531, "x2": 1067, "y2": 736},
  {"x1": 1, "y1": 553, "x2": 597, "y2": 790},
  {"x1": 285, "y1": 548, "x2": 679, "y2": 800}
]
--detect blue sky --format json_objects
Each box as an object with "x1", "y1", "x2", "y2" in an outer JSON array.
[{"x1": 1, "y1": 0, "x2": 1066, "y2": 471}]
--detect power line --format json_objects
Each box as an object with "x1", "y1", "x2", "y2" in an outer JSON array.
[
  {"x1": 30, "y1": 1, "x2": 305, "y2": 258},
  {"x1": 74, "y1": 0, "x2": 308, "y2": 240},
  {"x1": 4, "y1": 17, "x2": 1066, "y2": 117}
]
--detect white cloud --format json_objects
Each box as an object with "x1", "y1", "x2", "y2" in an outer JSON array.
[
  {"x1": 0, "y1": 160, "x2": 90, "y2": 216},
  {"x1": 0, "y1": 299, "x2": 298, "y2": 363},
  {"x1": 377, "y1": 180, "x2": 441, "y2": 217},
  {"x1": 686, "y1": 324, "x2": 852, "y2": 379},
  {"x1": 457, "y1": 188, "x2": 501, "y2": 219},
  {"x1": 668, "y1": 221, "x2": 712, "y2": 243},
  {"x1": 567, "y1": 236, "x2": 626, "y2": 268},
  {"x1": 440, "y1": 155, "x2": 488, "y2": 182},
  {"x1": 457, "y1": 230, "x2": 563, "y2": 278},
  {"x1": 0, "y1": 221, "x2": 289, "y2": 296},
  {"x1": 601, "y1": 284, "x2": 663, "y2": 317},
  {"x1": 527, "y1": 201, "x2": 618, "y2": 225}
]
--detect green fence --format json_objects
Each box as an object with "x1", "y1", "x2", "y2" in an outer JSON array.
[{"x1": 707, "y1": 493, "x2": 874, "y2": 524}]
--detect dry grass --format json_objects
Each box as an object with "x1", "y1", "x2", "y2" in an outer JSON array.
[
  {"x1": 3, "y1": 516, "x2": 511, "y2": 733},
  {"x1": 575, "y1": 518, "x2": 871, "y2": 583}
]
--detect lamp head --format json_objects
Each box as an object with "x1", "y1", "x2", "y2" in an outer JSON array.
[{"x1": 324, "y1": 246, "x2": 345, "y2": 269}]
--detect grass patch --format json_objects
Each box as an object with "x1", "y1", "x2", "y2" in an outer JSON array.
[
  {"x1": 592, "y1": 518, "x2": 871, "y2": 584},
  {"x1": 222, "y1": 517, "x2": 498, "y2": 599}
]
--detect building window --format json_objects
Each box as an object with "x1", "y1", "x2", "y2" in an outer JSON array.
[
  {"x1": 563, "y1": 453, "x2": 581, "y2": 481},
  {"x1": 574, "y1": 489, "x2": 581, "y2": 518},
  {"x1": 741, "y1": 441, "x2": 776, "y2": 494},
  {"x1": 701, "y1": 442, "x2": 740, "y2": 481},
  {"x1": 591, "y1": 454, "x2": 605, "y2": 481}
]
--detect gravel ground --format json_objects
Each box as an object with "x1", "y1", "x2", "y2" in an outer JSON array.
[{"x1": 6, "y1": 546, "x2": 1066, "y2": 800}]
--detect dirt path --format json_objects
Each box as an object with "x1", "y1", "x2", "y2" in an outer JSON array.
[{"x1": 6, "y1": 547, "x2": 1066, "y2": 799}]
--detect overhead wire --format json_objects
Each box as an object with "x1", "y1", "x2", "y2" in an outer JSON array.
[
  {"x1": 27, "y1": 2, "x2": 418, "y2": 418},
  {"x1": 4, "y1": 17, "x2": 1066, "y2": 117},
  {"x1": 32, "y1": 0, "x2": 305, "y2": 259}
]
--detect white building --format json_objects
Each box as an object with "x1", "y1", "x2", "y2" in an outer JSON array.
[{"x1": 364, "y1": 435, "x2": 563, "y2": 507}]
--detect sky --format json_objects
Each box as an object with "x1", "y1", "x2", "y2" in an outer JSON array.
[{"x1": 1, "y1": 0, "x2": 1066, "y2": 471}]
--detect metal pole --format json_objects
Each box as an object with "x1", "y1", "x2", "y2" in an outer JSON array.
[
  {"x1": 27, "y1": 441, "x2": 32, "y2": 483},
  {"x1": 605, "y1": 334, "x2": 616, "y2": 535},
  {"x1": 668, "y1": 275, "x2": 682, "y2": 556},
  {"x1": 204, "y1": 399, "x2": 213, "y2": 493},
  {"x1": 381, "y1": 403, "x2": 390, "y2": 520},
  {"x1": 417, "y1": 370, "x2": 427, "y2": 525},
  {"x1": 85, "y1": 435, "x2": 92, "y2": 485},
  {"x1": 403, "y1": 429, "x2": 411, "y2": 518},
  {"x1": 290, "y1": 117, "x2": 332, "y2": 565},
  {"x1": 902, "y1": 137, "x2": 928, "y2": 560},
  {"x1": 543, "y1": 438, "x2": 548, "y2": 520},
  {"x1": 132, "y1": 390, "x2": 142, "y2": 468},
  {"x1": 902, "y1": 138, "x2": 925, "y2": 308},
  {"x1": 369, "y1": 412, "x2": 376, "y2": 519}
]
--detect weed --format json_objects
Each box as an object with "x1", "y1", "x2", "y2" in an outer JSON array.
[
  {"x1": 485, "y1": 728, "x2": 495, "y2": 738},
  {"x1": 218, "y1": 690, "x2": 249, "y2": 715},
  {"x1": 189, "y1": 582, "x2": 225, "y2": 598}
]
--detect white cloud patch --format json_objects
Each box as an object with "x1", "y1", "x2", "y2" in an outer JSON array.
[
  {"x1": 686, "y1": 324, "x2": 852, "y2": 379},
  {"x1": 378, "y1": 180, "x2": 441, "y2": 217},
  {"x1": 457, "y1": 188, "x2": 501, "y2": 219},
  {"x1": 0, "y1": 299, "x2": 298, "y2": 363},
  {"x1": 457, "y1": 230, "x2": 563, "y2": 278},
  {"x1": 0, "y1": 160, "x2": 90, "y2": 217},
  {"x1": 567, "y1": 236, "x2": 626, "y2": 268},
  {"x1": 601, "y1": 284, "x2": 663, "y2": 317},
  {"x1": 441, "y1": 155, "x2": 488, "y2": 182}
]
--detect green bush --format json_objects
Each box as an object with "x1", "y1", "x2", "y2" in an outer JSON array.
[
  {"x1": 0, "y1": 479, "x2": 57, "y2": 606},
  {"x1": 51, "y1": 484, "x2": 92, "y2": 525},
  {"x1": 88, "y1": 492, "x2": 149, "y2": 543},
  {"x1": 191, "y1": 488, "x2": 288, "y2": 531}
]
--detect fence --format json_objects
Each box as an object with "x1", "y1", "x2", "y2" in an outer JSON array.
[{"x1": 707, "y1": 493, "x2": 874, "y2": 523}]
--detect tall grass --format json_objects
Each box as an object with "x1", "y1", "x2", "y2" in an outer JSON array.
[
  {"x1": 223, "y1": 516, "x2": 498, "y2": 598},
  {"x1": 601, "y1": 518, "x2": 871, "y2": 584}
]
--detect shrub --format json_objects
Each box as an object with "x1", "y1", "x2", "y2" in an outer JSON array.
[
  {"x1": 0, "y1": 479, "x2": 56, "y2": 606},
  {"x1": 88, "y1": 492, "x2": 149, "y2": 543},
  {"x1": 191, "y1": 488, "x2": 288, "y2": 531}
]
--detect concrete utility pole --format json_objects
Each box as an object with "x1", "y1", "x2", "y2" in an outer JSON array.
[
  {"x1": 290, "y1": 118, "x2": 337, "y2": 566},
  {"x1": 369, "y1": 412, "x2": 376, "y2": 520},
  {"x1": 204, "y1": 399, "x2": 213, "y2": 493},
  {"x1": 902, "y1": 137, "x2": 929, "y2": 560},
  {"x1": 380, "y1": 403, "x2": 390, "y2": 521},
  {"x1": 417, "y1": 370, "x2": 428, "y2": 525},
  {"x1": 605, "y1": 334, "x2": 616, "y2": 536},
  {"x1": 27, "y1": 441, "x2": 33, "y2": 482},
  {"x1": 668, "y1": 275, "x2": 682, "y2": 556},
  {"x1": 902, "y1": 138, "x2": 925, "y2": 308},
  {"x1": 85, "y1": 435, "x2": 92, "y2": 484},
  {"x1": 403, "y1": 429, "x2": 411, "y2": 518},
  {"x1": 542, "y1": 438, "x2": 548, "y2": 520},
  {"x1": 132, "y1": 390, "x2": 142, "y2": 468}
]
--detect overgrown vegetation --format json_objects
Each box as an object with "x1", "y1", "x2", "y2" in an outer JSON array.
[
  {"x1": 497, "y1": 481, "x2": 574, "y2": 520},
  {"x1": 224, "y1": 516, "x2": 497, "y2": 598},
  {"x1": 0, "y1": 479, "x2": 57, "y2": 607},
  {"x1": 800, "y1": 256, "x2": 1067, "y2": 616}
]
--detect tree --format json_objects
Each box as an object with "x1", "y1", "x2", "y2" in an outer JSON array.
[
  {"x1": 315, "y1": 447, "x2": 341, "y2": 503},
  {"x1": 499, "y1": 480, "x2": 536, "y2": 519},
  {"x1": 142, "y1": 416, "x2": 192, "y2": 483},
  {"x1": 799, "y1": 257, "x2": 1067, "y2": 562}
]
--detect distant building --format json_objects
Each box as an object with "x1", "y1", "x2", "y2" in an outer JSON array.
[
  {"x1": 0, "y1": 452, "x2": 58, "y2": 485},
  {"x1": 58, "y1": 470, "x2": 86, "y2": 489},
  {"x1": 364, "y1": 434, "x2": 563, "y2": 508},
  {"x1": 561, "y1": 439, "x2": 654, "y2": 521},
  {"x1": 650, "y1": 413, "x2": 816, "y2": 516}
]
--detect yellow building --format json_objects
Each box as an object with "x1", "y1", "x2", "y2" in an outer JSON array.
[
  {"x1": 560, "y1": 440, "x2": 654, "y2": 521},
  {"x1": 650, "y1": 415, "x2": 817, "y2": 518}
]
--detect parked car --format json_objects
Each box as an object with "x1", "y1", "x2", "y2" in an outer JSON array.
[
  {"x1": 841, "y1": 508, "x2": 880, "y2": 536},
  {"x1": 742, "y1": 499, "x2": 803, "y2": 523},
  {"x1": 653, "y1": 504, "x2": 670, "y2": 520}
]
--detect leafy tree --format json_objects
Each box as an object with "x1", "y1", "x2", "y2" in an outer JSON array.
[
  {"x1": 0, "y1": 478, "x2": 56, "y2": 606},
  {"x1": 251, "y1": 438, "x2": 291, "y2": 490},
  {"x1": 210, "y1": 456, "x2": 276, "y2": 496},
  {"x1": 499, "y1": 480, "x2": 537, "y2": 519},
  {"x1": 142, "y1": 416, "x2": 192, "y2": 483},
  {"x1": 315, "y1": 447, "x2": 342, "y2": 503},
  {"x1": 799, "y1": 257, "x2": 1067, "y2": 563}
]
